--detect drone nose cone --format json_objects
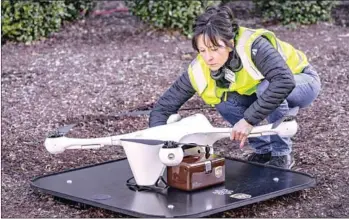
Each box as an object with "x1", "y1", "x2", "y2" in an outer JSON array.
[{"x1": 44, "y1": 137, "x2": 65, "y2": 154}]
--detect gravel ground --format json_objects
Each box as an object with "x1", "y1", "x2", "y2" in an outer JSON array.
[{"x1": 1, "y1": 1, "x2": 349, "y2": 218}]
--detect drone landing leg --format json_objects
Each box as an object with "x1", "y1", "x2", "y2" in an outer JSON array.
[{"x1": 126, "y1": 176, "x2": 168, "y2": 192}]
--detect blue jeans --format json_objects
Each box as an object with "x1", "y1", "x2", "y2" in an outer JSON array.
[{"x1": 215, "y1": 65, "x2": 321, "y2": 156}]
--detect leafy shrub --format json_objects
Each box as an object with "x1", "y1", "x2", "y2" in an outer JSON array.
[
  {"x1": 63, "y1": 0, "x2": 96, "y2": 21},
  {"x1": 126, "y1": 0, "x2": 219, "y2": 37},
  {"x1": 253, "y1": 0, "x2": 337, "y2": 25},
  {"x1": 1, "y1": 0, "x2": 95, "y2": 44}
]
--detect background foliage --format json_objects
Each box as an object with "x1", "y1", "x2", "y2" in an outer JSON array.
[
  {"x1": 1, "y1": 0, "x2": 340, "y2": 43},
  {"x1": 252, "y1": 0, "x2": 337, "y2": 25},
  {"x1": 127, "y1": 0, "x2": 337, "y2": 37},
  {"x1": 1, "y1": 0, "x2": 95, "y2": 44},
  {"x1": 125, "y1": 0, "x2": 219, "y2": 38}
]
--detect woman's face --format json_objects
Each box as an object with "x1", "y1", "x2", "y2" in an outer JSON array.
[{"x1": 196, "y1": 34, "x2": 232, "y2": 71}]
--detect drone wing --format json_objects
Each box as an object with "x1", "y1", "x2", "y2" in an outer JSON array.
[
  {"x1": 178, "y1": 130, "x2": 231, "y2": 146},
  {"x1": 120, "y1": 139, "x2": 210, "y2": 149},
  {"x1": 120, "y1": 139, "x2": 165, "y2": 146}
]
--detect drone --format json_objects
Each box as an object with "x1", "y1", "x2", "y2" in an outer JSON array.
[{"x1": 44, "y1": 108, "x2": 299, "y2": 189}]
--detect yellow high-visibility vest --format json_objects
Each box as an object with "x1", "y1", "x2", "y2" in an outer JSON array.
[{"x1": 188, "y1": 26, "x2": 309, "y2": 106}]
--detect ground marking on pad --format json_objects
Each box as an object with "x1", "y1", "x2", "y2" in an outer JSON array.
[
  {"x1": 213, "y1": 189, "x2": 234, "y2": 195},
  {"x1": 230, "y1": 193, "x2": 252, "y2": 199}
]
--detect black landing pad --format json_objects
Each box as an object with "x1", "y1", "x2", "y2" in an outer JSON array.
[{"x1": 31, "y1": 158, "x2": 316, "y2": 218}]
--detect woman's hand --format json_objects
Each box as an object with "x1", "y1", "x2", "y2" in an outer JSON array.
[{"x1": 231, "y1": 118, "x2": 253, "y2": 149}]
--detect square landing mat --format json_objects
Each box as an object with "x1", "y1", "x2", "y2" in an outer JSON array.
[{"x1": 31, "y1": 157, "x2": 316, "y2": 218}]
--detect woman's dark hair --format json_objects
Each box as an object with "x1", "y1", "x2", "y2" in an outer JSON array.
[{"x1": 192, "y1": 5, "x2": 239, "y2": 52}]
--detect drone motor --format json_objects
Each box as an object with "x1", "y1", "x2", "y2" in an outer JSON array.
[{"x1": 158, "y1": 141, "x2": 184, "y2": 166}]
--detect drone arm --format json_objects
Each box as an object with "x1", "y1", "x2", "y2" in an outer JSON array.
[
  {"x1": 249, "y1": 120, "x2": 297, "y2": 137},
  {"x1": 45, "y1": 136, "x2": 114, "y2": 154},
  {"x1": 179, "y1": 120, "x2": 297, "y2": 146},
  {"x1": 65, "y1": 145, "x2": 104, "y2": 150},
  {"x1": 212, "y1": 120, "x2": 297, "y2": 138},
  {"x1": 67, "y1": 136, "x2": 113, "y2": 146}
]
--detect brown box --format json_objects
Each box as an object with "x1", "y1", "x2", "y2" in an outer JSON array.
[{"x1": 167, "y1": 153, "x2": 225, "y2": 191}]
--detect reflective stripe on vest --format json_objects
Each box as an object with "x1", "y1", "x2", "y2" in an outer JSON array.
[
  {"x1": 235, "y1": 29, "x2": 264, "y2": 80},
  {"x1": 295, "y1": 50, "x2": 304, "y2": 70},
  {"x1": 189, "y1": 56, "x2": 207, "y2": 95},
  {"x1": 275, "y1": 39, "x2": 287, "y2": 61}
]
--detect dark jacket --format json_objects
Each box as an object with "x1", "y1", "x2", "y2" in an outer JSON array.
[{"x1": 149, "y1": 36, "x2": 296, "y2": 127}]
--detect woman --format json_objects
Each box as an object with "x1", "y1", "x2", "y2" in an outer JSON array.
[{"x1": 149, "y1": 5, "x2": 321, "y2": 169}]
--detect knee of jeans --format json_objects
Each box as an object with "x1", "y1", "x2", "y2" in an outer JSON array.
[
  {"x1": 267, "y1": 107, "x2": 288, "y2": 123},
  {"x1": 301, "y1": 84, "x2": 321, "y2": 108},
  {"x1": 215, "y1": 102, "x2": 226, "y2": 114},
  {"x1": 303, "y1": 79, "x2": 322, "y2": 108},
  {"x1": 313, "y1": 78, "x2": 322, "y2": 94},
  {"x1": 256, "y1": 80, "x2": 269, "y2": 97},
  {"x1": 215, "y1": 101, "x2": 244, "y2": 125},
  {"x1": 311, "y1": 81, "x2": 321, "y2": 101}
]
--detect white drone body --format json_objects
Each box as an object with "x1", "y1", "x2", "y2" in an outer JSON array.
[{"x1": 45, "y1": 113, "x2": 298, "y2": 187}]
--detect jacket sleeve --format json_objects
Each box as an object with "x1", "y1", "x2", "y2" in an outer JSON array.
[
  {"x1": 149, "y1": 72, "x2": 196, "y2": 127},
  {"x1": 243, "y1": 36, "x2": 296, "y2": 126}
]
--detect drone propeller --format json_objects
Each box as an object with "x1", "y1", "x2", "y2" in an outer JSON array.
[{"x1": 48, "y1": 124, "x2": 76, "y2": 138}]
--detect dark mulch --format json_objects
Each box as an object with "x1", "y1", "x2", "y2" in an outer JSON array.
[{"x1": 1, "y1": 1, "x2": 349, "y2": 218}]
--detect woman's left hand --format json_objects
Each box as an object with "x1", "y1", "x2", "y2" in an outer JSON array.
[{"x1": 231, "y1": 118, "x2": 253, "y2": 149}]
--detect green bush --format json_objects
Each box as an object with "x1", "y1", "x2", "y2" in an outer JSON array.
[
  {"x1": 63, "y1": 0, "x2": 96, "y2": 21},
  {"x1": 1, "y1": 0, "x2": 96, "y2": 44},
  {"x1": 253, "y1": 0, "x2": 337, "y2": 25},
  {"x1": 126, "y1": 0, "x2": 219, "y2": 38}
]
